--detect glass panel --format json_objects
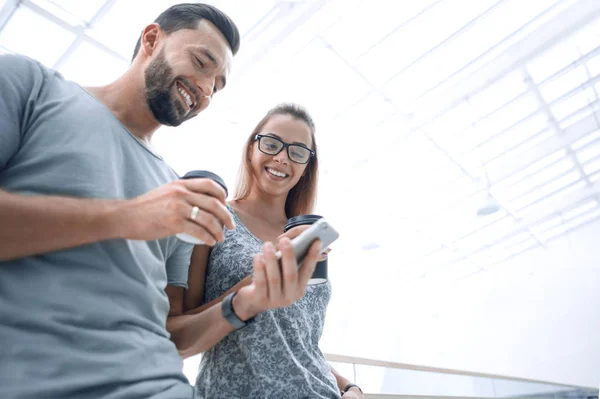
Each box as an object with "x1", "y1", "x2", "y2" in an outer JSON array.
[
  {"x1": 571, "y1": 128, "x2": 600, "y2": 151},
  {"x1": 436, "y1": 0, "x2": 565, "y2": 87},
  {"x1": 558, "y1": 97, "x2": 600, "y2": 129},
  {"x1": 328, "y1": 361, "x2": 355, "y2": 382},
  {"x1": 494, "y1": 157, "x2": 573, "y2": 202},
  {"x1": 590, "y1": 169, "x2": 600, "y2": 182},
  {"x1": 585, "y1": 52, "x2": 600, "y2": 76},
  {"x1": 531, "y1": 214, "x2": 563, "y2": 237},
  {"x1": 274, "y1": 41, "x2": 372, "y2": 118},
  {"x1": 494, "y1": 128, "x2": 555, "y2": 164},
  {"x1": 455, "y1": 215, "x2": 516, "y2": 255},
  {"x1": 426, "y1": 101, "x2": 477, "y2": 151},
  {"x1": 86, "y1": 0, "x2": 180, "y2": 59},
  {"x1": 527, "y1": 32, "x2": 582, "y2": 83},
  {"x1": 519, "y1": 148, "x2": 567, "y2": 176},
  {"x1": 469, "y1": 93, "x2": 540, "y2": 149},
  {"x1": 28, "y1": 0, "x2": 86, "y2": 26},
  {"x1": 468, "y1": 73, "x2": 528, "y2": 118},
  {"x1": 483, "y1": 236, "x2": 538, "y2": 264},
  {"x1": 542, "y1": 207, "x2": 600, "y2": 240},
  {"x1": 518, "y1": 180, "x2": 587, "y2": 217},
  {"x1": 583, "y1": 156, "x2": 600, "y2": 175},
  {"x1": 531, "y1": 158, "x2": 575, "y2": 186},
  {"x1": 539, "y1": 65, "x2": 589, "y2": 103},
  {"x1": 562, "y1": 206, "x2": 600, "y2": 230},
  {"x1": 31, "y1": 0, "x2": 114, "y2": 26},
  {"x1": 346, "y1": 362, "x2": 581, "y2": 397},
  {"x1": 510, "y1": 170, "x2": 581, "y2": 211},
  {"x1": 551, "y1": 87, "x2": 597, "y2": 121},
  {"x1": 493, "y1": 379, "x2": 575, "y2": 397},
  {"x1": 561, "y1": 199, "x2": 598, "y2": 221},
  {"x1": 474, "y1": 112, "x2": 548, "y2": 163},
  {"x1": 386, "y1": 0, "x2": 513, "y2": 93},
  {"x1": 0, "y1": 5, "x2": 76, "y2": 67},
  {"x1": 574, "y1": 15, "x2": 600, "y2": 55},
  {"x1": 575, "y1": 137, "x2": 600, "y2": 163},
  {"x1": 207, "y1": 0, "x2": 277, "y2": 38},
  {"x1": 491, "y1": 150, "x2": 566, "y2": 194},
  {"x1": 356, "y1": 0, "x2": 498, "y2": 87},
  {"x1": 337, "y1": 92, "x2": 397, "y2": 130},
  {"x1": 500, "y1": 231, "x2": 535, "y2": 249},
  {"x1": 47, "y1": 0, "x2": 107, "y2": 21},
  {"x1": 57, "y1": 40, "x2": 129, "y2": 86},
  {"x1": 324, "y1": 0, "x2": 439, "y2": 63},
  {"x1": 386, "y1": 0, "x2": 566, "y2": 105}
]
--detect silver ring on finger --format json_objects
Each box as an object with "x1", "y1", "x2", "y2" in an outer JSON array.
[{"x1": 190, "y1": 206, "x2": 200, "y2": 221}]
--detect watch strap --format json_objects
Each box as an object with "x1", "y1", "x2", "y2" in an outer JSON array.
[{"x1": 221, "y1": 292, "x2": 253, "y2": 330}]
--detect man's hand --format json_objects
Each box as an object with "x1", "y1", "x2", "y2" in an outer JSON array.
[
  {"x1": 232, "y1": 237, "x2": 321, "y2": 320},
  {"x1": 114, "y1": 178, "x2": 235, "y2": 245}
]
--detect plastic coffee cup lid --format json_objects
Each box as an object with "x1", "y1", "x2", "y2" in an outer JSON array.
[
  {"x1": 284, "y1": 214, "x2": 323, "y2": 232},
  {"x1": 180, "y1": 170, "x2": 228, "y2": 196}
]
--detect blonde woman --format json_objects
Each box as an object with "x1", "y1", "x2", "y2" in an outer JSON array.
[{"x1": 174, "y1": 103, "x2": 363, "y2": 398}]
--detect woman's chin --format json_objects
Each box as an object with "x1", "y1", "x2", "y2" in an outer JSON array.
[{"x1": 257, "y1": 181, "x2": 291, "y2": 198}]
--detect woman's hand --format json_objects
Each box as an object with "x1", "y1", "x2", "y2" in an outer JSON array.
[
  {"x1": 277, "y1": 225, "x2": 331, "y2": 261},
  {"x1": 342, "y1": 388, "x2": 364, "y2": 399},
  {"x1": 232, "y1": 237, "x2": 321, "y2": 320}
]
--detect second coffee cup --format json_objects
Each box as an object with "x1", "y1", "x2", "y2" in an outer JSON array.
[{"x1": 283, "y1": 214, "x2": 328, "y2": 285}]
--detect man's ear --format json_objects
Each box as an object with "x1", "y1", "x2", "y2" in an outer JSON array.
[{"x1": 141, "y1": 23, "x2": 162, "y2": 57}]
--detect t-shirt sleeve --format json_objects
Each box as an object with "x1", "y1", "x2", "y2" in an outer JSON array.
[
  {"x1": 0, "y1": 54, "x2": 45, "y2": 172},
  {"x1": 166, "y1": 240, "x2": 194, "y2": 289}
]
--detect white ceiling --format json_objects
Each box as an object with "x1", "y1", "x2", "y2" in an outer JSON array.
[{"x1": 1, "y1": 0, "x2": 599, "y2": 388}]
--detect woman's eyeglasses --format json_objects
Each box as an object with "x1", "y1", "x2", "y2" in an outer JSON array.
[{"x1": 254, "y1": 134, "x2": 314, "y2": 165}]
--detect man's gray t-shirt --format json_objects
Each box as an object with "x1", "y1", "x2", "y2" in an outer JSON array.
[{"x1": 0, "y1": 55, "x2": 194, "y2": 399}]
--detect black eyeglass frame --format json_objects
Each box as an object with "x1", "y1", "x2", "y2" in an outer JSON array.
[{"x1": 254, "y1": 134, "x2": 315, "y2": 164}]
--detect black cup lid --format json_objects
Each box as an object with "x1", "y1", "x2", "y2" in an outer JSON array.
[
  {"x1": 284, "y1": 214, "x2": 323, "y2": 231},
  {"x1": 180, "y1": 170, "x2": 228, "y2": 196}
]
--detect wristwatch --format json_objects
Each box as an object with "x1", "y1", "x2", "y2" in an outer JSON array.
[
  {"x1": 221, "y1": 292, "x2": 254, "y2": 330},
  {"x1": 341, "y1": 383, "x2": 362, "y2": 395}
]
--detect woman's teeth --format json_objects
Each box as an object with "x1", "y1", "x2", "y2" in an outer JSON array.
[{"x1": 267, "y1": 168, "x2": 288, "y2": 178}]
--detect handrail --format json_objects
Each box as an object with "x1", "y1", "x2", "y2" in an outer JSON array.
[
  {"x1": 362, "y1": 396, "x2": 552, "y2": 399},
  {"x1": 324, "y1": 353, "x2": 596, "y2": 390}
]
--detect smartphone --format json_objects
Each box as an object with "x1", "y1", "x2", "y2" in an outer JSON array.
[{"x1": 276, "y1": 219, "x2": 339, "y2": 267}]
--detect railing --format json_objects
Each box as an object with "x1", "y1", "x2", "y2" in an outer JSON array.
[
  {"x1": 361, "y1": 396, "x2": 556, "y2": 399},
  {"x1": 324, "y1": 354, "x2": 598, "y2": 398}
]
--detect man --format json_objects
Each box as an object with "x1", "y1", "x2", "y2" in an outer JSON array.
[{"x1": 0, "y1": 3, "x2": 320, "y2": 398}]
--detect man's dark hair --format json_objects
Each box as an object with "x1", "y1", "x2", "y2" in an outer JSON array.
[{"x1": 131, "y1": 3, "x2": 240, "y2": 61}]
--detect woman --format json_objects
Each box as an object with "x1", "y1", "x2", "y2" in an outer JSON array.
[{"x1": 184, "y1": 104, "x2": 363, "y2": 398}]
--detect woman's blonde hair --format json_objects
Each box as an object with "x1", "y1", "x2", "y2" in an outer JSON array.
[{"x1": 234, "y1": 103, "x2": 318, "y2": 218}]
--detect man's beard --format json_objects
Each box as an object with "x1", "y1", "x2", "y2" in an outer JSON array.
[{"x1": 144, "y1": 49, "x2": 189, "y2": 127}]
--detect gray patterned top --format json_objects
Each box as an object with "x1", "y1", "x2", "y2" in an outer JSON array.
[{"x1": 194, "y1": 205, "x2": 340, "y2": 399}]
